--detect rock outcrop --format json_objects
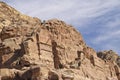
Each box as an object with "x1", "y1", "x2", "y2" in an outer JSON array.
[{"x1": 0, "y1": 2, "x2": 120, "y2": 80}]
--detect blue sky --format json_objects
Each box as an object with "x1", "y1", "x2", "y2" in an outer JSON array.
[{"x1": 2, "y1": 0, "x2": 120, "y2": 54}]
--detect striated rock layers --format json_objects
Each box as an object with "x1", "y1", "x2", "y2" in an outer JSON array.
[{"x1": 0, "y1": 2, "x2": 120, "y2": 80}]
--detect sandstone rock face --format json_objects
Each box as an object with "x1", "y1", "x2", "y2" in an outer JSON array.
[{"x1": 0, "y1": 2, "x2": 120, "y2": 80}]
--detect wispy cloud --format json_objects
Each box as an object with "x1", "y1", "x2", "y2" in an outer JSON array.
[
  {"x1": 5, "y1": 0, "x2": 120, "y2": 26},
  {"x1": 94, "y1": 30, "x2": 120, "y2": 44},
  {"x1": 88, "y1": 12, "x2": 120, "y2": 53},
  {"x1": 92, "y1": 13, "x2": 120, "y2": 42}
]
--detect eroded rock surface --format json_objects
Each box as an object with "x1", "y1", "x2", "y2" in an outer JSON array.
[{"x1": 0, "y1": 2, "x2": 120, "y2": 80}]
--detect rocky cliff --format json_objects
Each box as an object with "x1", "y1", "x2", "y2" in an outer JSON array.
[{"x1": 0, "y1": 2, "x2": 120, "y2": 80}]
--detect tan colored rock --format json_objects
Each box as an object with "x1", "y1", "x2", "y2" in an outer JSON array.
[
  {"x1": 62, "y1": 70, "x2": 74, "y2": 80},
  {"x1": 16, "y1": 66, "x2": 41, "y2": 80},
  {"x1": 116, "y1": 56, "x2": 120, "y2": 67},
  {"x1": 48, "y1": 70, "x2": 59, "y2": 80},
  {"x1": 0, "y1": 68, "x2": 19, "y2": 80},
  {"x1": 0, "y1": 2, "x2": 120, "y2": 80}
]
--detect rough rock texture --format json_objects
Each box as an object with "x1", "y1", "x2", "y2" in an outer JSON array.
[{"x1": 0, "y1": 2, "x2": 120, "y2": 80}]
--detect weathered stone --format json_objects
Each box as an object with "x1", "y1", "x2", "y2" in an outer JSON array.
[
  {"x1": 97, "y1": 50, "x2": 119, "y2": 64},
  {"x1": 0, "y1": 68, "x2": 18, "y2": 80},
  {"x1": 16, "y1": 66, "x2": 40, "y2": 80},
  {"x1": 62, "y1": 70, "x2": 74, "y2": 80},
  {"x1": 0, "y1": 2, "x2": 120, "y2": 80},
  {"x1": 48, "y1": 71, "x2": 59, "y2": 80},
  {"x1": 69, "y1": 60, "x2": 81, "y2": 69},
  {"x1": 0, "y1": 27, "x2": 17, "y2": 41},
  {"x1": 116, "y1": 56, "x2": 120, "y2": 67}
]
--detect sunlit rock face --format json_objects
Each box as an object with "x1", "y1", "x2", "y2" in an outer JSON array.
[{"x1": 0, "y1": 2, "x2": 120, "y2": 80}]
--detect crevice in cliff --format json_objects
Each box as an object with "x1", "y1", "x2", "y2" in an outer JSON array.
[
  {"x1": 90, "y1": 55, "x2": 95, "y2": 66},
  {"x1": 36, "y1": 32, "x2": 41, "y2": 59},
  {"x1": 51, "y1": 40, "x2": 63, "y2": 69}
]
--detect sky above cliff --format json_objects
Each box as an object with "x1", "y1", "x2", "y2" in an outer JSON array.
[{"x1": 3, "y1": 0, "x2": 120, "y2": 54}]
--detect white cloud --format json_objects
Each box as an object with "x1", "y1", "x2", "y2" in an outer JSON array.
[
  {"x1": 91, "y1": 13, "x2": 120, "y2": 53},
  {"x1": 5, "y1": 0, "x2": 120, "y2": 26},
  {"x1": 93, "y1": 13, "x2": 120, "y2": 44},
  {"x1": 93, "y1": 30, "x2": 120, "y2": 44},
  {"x1": 106, "y1": 18, "x2": 120, "y2": 28}
]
